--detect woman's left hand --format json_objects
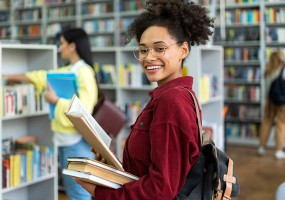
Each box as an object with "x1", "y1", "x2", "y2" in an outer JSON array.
[
  {"x1": 74, "y1": 178, "x2": 96, "y2": 197},
  {"x1": 44, "y1": 84, "x2": 59, "y2": 104}
]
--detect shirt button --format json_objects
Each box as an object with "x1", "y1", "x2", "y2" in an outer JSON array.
[{"x1": 140, "y1": 122, "x2": 144, "y2": 127}]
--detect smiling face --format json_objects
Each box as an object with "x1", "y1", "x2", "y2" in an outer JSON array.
[{"x1": 138, "y1": 26, "x2": 189, "y2": 86}]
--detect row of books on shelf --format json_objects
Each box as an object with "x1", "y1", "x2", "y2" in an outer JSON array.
[
  {"x1": 83, "y1": 19, "x2": 115, "y2": 34},
  {"x1": 265, "y1": 7, "x2": 285, "y2": 24},
  {"x1": 120, "y1": 18, "x2": 136, "y2": 32},
  {"x1": 225, "y1": 66, "x2": 261, "y2": 81},
  {"x1": 1, "y1": 83, "x2": 48, "y2": 117},
  {"x1": 224, "y1": 47, "x2": 260, "y2": 62},
  {"x1": 0, "y1": 0, "x2": 9, "y2": 8},
  {"x1": 15, "y1": 9, "x2": 41, "y2": 21},
  {"x1": 90, "y1": 35, "x2": 114, "y2": 47},
  {"x1": 14, "y1": 0, "x2": 42, "y2": 7},
  {"x1": 226, "y1": 28, "x2": 259, "y2": 42},
  {"x1": 199, "y1": 74, "x2": 219, "y2": 103},
  {"x1": 225, "y1": 9, "x2": 260, "y2": 25},
  {"x1": 266, "y1": 27, "x2": 285, "y2": 43},
  {"x1": 0, "y1": 12, "x2": 9, "y2": 22},
  {"x1": 118, "y1": 0, "x2": 145, "y2": 12},
  {"x1": 224, "y1": 104, "x2": 260, "y2": 121},
  {"x1": 81, "y1": 2, "x2": 113, "y2": 16},
  {"x1": 119, "y1": 64, "x2": 153, "y2": 87},
  {"x1": 47, "y1": 6, "x2": 76, "y2": 19},
  {"x1": 225, "y1": 85, "x2": 260, "y2": 101},
  {"x1": 125, "y1": 101, "x2": 147, "y2": 126},
  {"x1": 16, "y1": 25, "x2": 41, "y2": 37},
  {"x1": 2, "y1": 136, "x2": 55, "y2": 189},
  {"x1": 225, "y1": 122, "x2": 259, "y2": 139},
  {"x1": 94, "y1": 63, "x2": 116, "y2": 85},
  {"x1": 0, "y1": 27, "x2": 9, "y2": 38},
  {"x1": 266, "y1": 47, "x2": 285, "y2": 60}
]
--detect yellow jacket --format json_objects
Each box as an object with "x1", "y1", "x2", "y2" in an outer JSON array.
[{"x1": 26, "y1": 65, "x2": 97, "y2": 134}]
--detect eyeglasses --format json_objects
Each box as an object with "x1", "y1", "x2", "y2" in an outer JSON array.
[{"x1": 133, "y1": 42, "x2": 180, "y2": 61}]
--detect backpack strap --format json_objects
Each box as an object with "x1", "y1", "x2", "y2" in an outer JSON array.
[
  {"x1": 222, "y1": 158, "x2": 236, "y2": 200},
  {"x1": 178, "y1": 86, "x2": 211, "y2": 146}
]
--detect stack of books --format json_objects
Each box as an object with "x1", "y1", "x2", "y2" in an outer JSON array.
[{"x1": 62, "y1": 95, "x2": 138, "y2": 189}]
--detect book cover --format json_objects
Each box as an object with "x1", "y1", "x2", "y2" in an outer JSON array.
[
  {"x1": 62, "y1": 169, "x2": 122, "y2": 189},
  {"x1": 64, "y1": 95, "x2": 122, "y2": 170},
  {"x1": 46, "y1": 72, "x2": 78, "y2": 119},
  {"x1": 67, "y1": 157, "x2": 138, "y2": 185}
]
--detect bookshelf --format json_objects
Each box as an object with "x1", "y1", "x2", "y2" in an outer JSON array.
[
  {"x1": 0, "y1": 44, "x2": 58, "y2": 200},
  {"x1": 186, "y1": 45, "x2": 224, "y2": 150},
  {"x1": 213, "y1": 0, "x2": 265, "y2": 147}
]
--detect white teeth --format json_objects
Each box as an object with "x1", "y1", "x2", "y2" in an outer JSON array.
[{"x1": 147, "y1": 66, "x2": 161, "y2": 70}]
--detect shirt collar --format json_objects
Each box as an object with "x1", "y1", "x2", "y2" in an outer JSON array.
[
  {"x1": 70, "y1": 59, "x2": 86, "y2": 72},
  {"x1": 149, "y1": 76, "x2": 193, "y2": 100}
]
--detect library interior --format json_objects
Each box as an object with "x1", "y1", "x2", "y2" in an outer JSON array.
[{"x1": 1, "y1": 0, "x2": 285, "y2": 200}]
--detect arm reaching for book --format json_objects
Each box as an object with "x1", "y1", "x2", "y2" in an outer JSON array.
[{"x1": 3, "y1": 74, "x2": 32, "y2": 84}]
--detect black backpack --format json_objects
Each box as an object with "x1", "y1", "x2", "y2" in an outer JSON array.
[
  {"x1": 269, "y1": 67, "x2": 285, "y2": 105},
  {"x1": 175, "y1": 88, "x2": 240, "y2": 200}
]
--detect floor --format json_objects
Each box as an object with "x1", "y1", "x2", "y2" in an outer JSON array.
[{"x1": 58, "y1": 145, "x2": 285, "y2": 200}]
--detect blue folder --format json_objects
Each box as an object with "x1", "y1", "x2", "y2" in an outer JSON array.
[{"x1": 47, "y1": 72, "x2": 78, "y2": 119}]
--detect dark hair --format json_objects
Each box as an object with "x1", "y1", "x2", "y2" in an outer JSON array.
[
  {"x1": 125, "y1": 0, "x2": 214, "y2": 48},
  {"x1": 62, "y1": 28, "x2": 94, "y2": 68}
]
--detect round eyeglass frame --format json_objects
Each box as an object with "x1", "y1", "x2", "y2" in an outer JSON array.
[{"x1": 133, "y1": 42, "x2": 180, "y2": 61}]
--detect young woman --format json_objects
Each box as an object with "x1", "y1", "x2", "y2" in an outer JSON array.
[
  {"x1": 4, "y1": 28, "x2": 97, "y2": 200},
  {"x1": 258, "y1": 50, "x2": 285, "y2": 159},
  {"x1": 75, "y1": 0, "x2": 214, "y2": 199}
]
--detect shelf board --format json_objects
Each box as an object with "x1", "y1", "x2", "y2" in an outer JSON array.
[
  {"x1": 266, "y1": 42, "x2": 285, "y2": 47},
  {"x1": 119, "y1": 10, "x2": 144, "y2": 17},
  {"x1": 225, "y1": 24, "x2": 260, "y2": 28},
  {"x1": 81, "y1": 0, "x2": 112, "y2": 4},
  {"x1": 224, "y1": 80, "x2": 260, "y2": 85},
  {"x1": 47, "y1": 17, "x2": 76, "y2": 23},
  {"x1": 225, "y1": 117, "x2": 261, "y2": 123},
  {"x1": 266, "y1": 22, "x2": 285, "y2": 27},
  {"x1": 225, "y1": 2, "x2": 260, "y2": 9},
  {"x1": 120, "y1": 85, "x2": 156, "y2": 91},
  {"x1": 227, "y1": 137, "x2": 259, "y2": 146},
  {"x1": 2, "y1": 173, "x2": 55, "y2": 194},
  {"x1": 2, "y1": 111, "x2": 49, "y2": 121},
  {"x1": 214, "y1": 41, "x2": 260, "y2": 47},
  {"x1": 225, "y1": 99, "x2": 260, "y2": 104},
  {"x1": 14, "y1": 20, "x2": 42, "y2": 25},
  {"x1": 14, "y1": 5, "x2": 42, "y2": 11},
  {"x1": 91, "y1": 47, "x2": 117, "y2": 52},
  {"x1": 224, "y1": 60, "x2": 260, "y2": 65},
  {"x1": 100, "y1": 84, "x2": 117, "y2": 90},
  {"x1": 201, "y1": 95, "x2": 223, "y2": 105},
  {"x1": 265, "y1": 2, "x2": 285, "y2": 7},
  {"x1": 0, "y1": 21, "x2": 11, "y2": 27},
  {"x1": 81, "y1": 12, "x2": 115, "y2": 20}
]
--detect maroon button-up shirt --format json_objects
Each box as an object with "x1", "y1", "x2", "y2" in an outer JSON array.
[{"x1": 95, "y1": 76, "x2": 201, "y2": 200}]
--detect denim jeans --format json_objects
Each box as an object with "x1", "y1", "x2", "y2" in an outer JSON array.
[
  {"x1": 58, "y1": 138, "x2": 94, "y2": 200},
  {"x1": 259, "y1": 100, "x2": 285, "y2": 150}
]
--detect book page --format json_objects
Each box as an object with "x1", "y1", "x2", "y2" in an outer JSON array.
[{"x1": 68, "y1": 95, "x2": 111, "y2": 148}]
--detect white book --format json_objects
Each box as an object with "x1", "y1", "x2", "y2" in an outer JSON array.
[
  {"x1": 65, "y1": 95, "x2": 123, "y2": 171},
  {"x1": 62, "y1": 169, "x2": 122, "y2": 189}
]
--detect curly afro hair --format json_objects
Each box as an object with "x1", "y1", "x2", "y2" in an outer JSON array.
[{"x1": 125, "y1": 0, "x2": 214, "y2": 47}]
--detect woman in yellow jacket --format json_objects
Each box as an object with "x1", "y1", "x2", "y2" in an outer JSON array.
[{"x1": 4, "y1": 28, "x2": 97, "y2": 200}]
